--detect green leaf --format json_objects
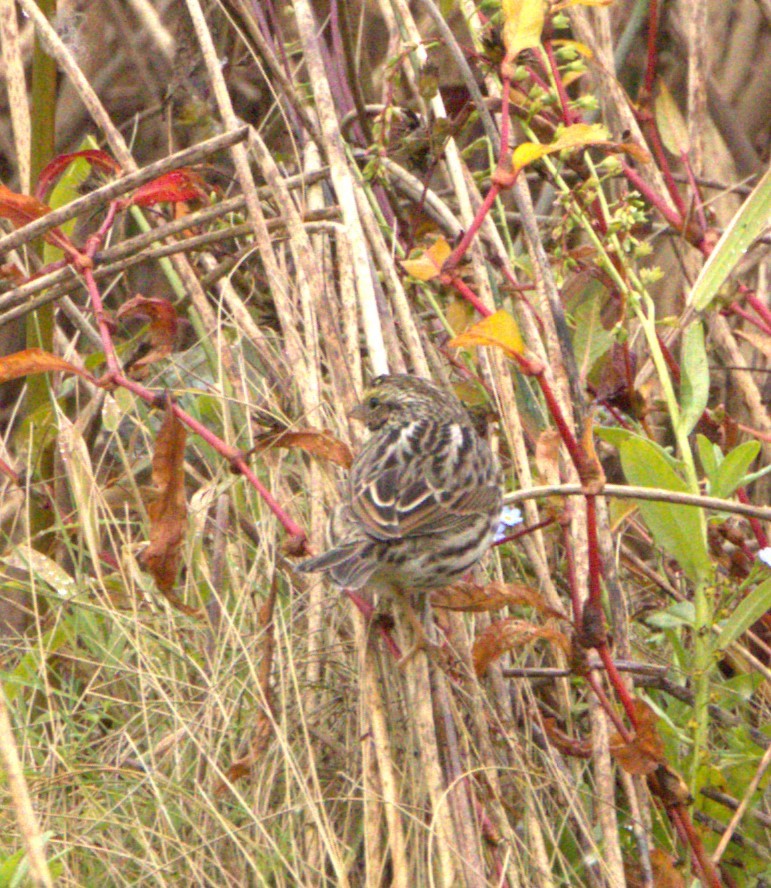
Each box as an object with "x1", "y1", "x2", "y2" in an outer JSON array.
[
  {"x1": 712, "y1": 578, "x2": 771, "y2": 653},
  {"x1": 711, "y1": 440, "x2": 760, "y2": 499},
  {"x1": 570, "y1": 279, "x2": 615, "y2": 380},
  {"x1": 688, "y1": 165, "x2": 771, "y2": 312},
  {"x1": 696, "y1": 434, "x2": 719, "y2": 478},
  {"x1": 678, "y1": 321, "x2": 708, "y2": 437},
  {"x1": 619, "y1": 437, "x2": 711, "y2": 581}
]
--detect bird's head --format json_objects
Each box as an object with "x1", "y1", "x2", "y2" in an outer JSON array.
[{"x1": 350, "y1": 374, "x2": 468, "y2": 430}]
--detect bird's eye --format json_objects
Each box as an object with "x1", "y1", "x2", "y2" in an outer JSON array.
[{"x1": 367, "y1": 396, "x2": 380, "y2": 409}]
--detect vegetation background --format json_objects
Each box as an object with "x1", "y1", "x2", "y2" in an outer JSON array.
[{"x1": 0, "y1": 1, "x2": 769, "y2": 886}]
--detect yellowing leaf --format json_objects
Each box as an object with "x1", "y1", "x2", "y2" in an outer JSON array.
[
  {"x1": 448, "y1": 309, "x2": 525, "y2": 356},
  {"x1": 512, "y1": 123, "x2": 609, "y2": 172},
  {"x1": 401, "y1": 236, "x2": 452, "y2": 281},
  {"x1": 654, "y1": 80, "x2": 689, "y2": 155},
  {"x1": 501, "y1": 0, "x2": 545, "y2": 59}
]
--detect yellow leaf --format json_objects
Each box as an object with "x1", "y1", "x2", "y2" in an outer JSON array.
[
  {"x1": 654, "y1": 80, "x2": 690, "y2": 155},
  {"x1": 512, "y1": 122, "x2": 609, "y2": 172},
  {"x1": 401, "y1": 236, "x2": 452, "y2": 281},
  {"x1": 448, "y1": 309, "x2": 525, "y2": 357},
  {"x1": 501, "y1": 0, "x2": 545, "y2": 59}
]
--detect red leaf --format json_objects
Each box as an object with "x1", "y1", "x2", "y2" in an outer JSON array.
[
  {"x1": 0, "y1": 183, "x2": 52, "y2": 227},
  {"x1": 128, "y1": 169, "x2": 208, "y2": 208},
  {"x1": 0, "y1": 348, "x2": 95, "y2": 385},
  {"x1": 35, "y1": 150, "x2": 122, "y2": 201},
  {"x1": 0, "y1": 183, "x2": 78, "y2": 256},
  {"x1": 142, "y1": 398, "x2": 187, "y2": 596},
  {"x1": 116, "y1": 294, "x2": 179, "y2": 378}
]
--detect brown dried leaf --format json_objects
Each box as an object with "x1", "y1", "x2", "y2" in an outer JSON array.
[
  {"x1": 252, "y1": 428, "x2": 353, "y2": 468},
  {"x1": 432, "y1": 580, "x2": 565, "y2": 618},
  {"x1": 143, "y1": 399, "x2": 187, "y2": 598},
  {"x1": 473, "y1": 618, "x2": 571, "y2": 676},
  {"x1": 626, "y1": 847, "x2": 685, "y2": 888},
  {"x1": 0, "y1": 348, "x2": 95, "y2": 385},
  {"x1": 117, "y1": 294, "x2": 180, "y2": 378},
  {"x1": 610, "y1": 699, "x2": 666, "y2": 775},
  {"x1": 535, "y1": 428, "x2": 561, "y2": 486},
  {"x1": 542, "y1": 716, "x2": 592, "y2": 758}
]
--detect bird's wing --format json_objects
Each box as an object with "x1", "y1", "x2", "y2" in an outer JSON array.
[{"x1": 349, "y1": 422, "x2": 499, "y2": 541}]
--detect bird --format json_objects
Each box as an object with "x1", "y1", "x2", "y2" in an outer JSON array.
[{"x1": 296, "y1": 374, "x2": 502, "y2": 591}]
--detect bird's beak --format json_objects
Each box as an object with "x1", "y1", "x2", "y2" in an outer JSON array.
[{"x1": 348, "y1": 404, "x2": 367, "y2": 422}]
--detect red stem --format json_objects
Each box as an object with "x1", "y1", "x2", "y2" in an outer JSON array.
[{"x1": 541, "y1": 41, "x2": 575, "y2": 126}]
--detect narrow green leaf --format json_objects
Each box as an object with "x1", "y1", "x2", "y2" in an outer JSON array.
[
  {"x1": 696, "y1": 434, "x2": 719, "y2": 478},
  {"x1": 689, "y1": 165, "x2": 771, "y2": 312},
  {"x1": 713, "y1": 578, "x2": 771, "y2": 653},
  {"x1": 711, "y1": 440, "x2": 760, "y2": 499},
  {"x1": 619, "y1": 437, "x2": 711, "y2": 581},
  {"x1": 678, "y1": 322, "x2": 708, "y2": 437}
]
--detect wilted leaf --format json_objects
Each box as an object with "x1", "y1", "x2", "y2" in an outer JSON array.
[
  {"x1": 609, "y1": 699, "x2": 666, "y2": 775},
  {"x1": 535, "y1": 428, "x2": 561, "y2": 486},
  {"x1": 512, "y1": 123, "x2": 609, "y2": 173},
  {"x1": 35, "y1": 149, "x2": 121, "y2": 201},
  {"x1": 401, "y1": 236, "x2": 452, "y2": 281},
  {"x1": 432, "y1": 580, "x2": 558, "y2": 614},
  {"x1": 128, "y1": 168, "x2": 208, "y2": 208},
  {"x1": 0, "y1": 263, "x2": 26, "y2": 283},
  {"x1": 116, "y1": 295, "x2": 179, "y2": 377},
  {"x1": 0, "y1": 348, "x2": 95, "y2": 385},
  {"x1": 473, "y1": 618, "x2": 570, "y2": 676},
  {"x1": 626, "y1": 848, "x2": 685, "y2": 888},
  {"x1": 542, "y1": 717, "x2": 592, "y2": 758},
  {"x1": 143, "y1": 400, "x2": 187, "y2": 596},
  {"x1": 252, "y1": 428, "x2": 353, "y2": 468},
  {"x1": 0, "y1": 183, "x2": 76, "y2": 255},
  {"x1": 448, "y1": 309, "x2": 525, "y2": 357},
  {"x1": 501, "y1": 0, "x2": 545, "y2": 59}
]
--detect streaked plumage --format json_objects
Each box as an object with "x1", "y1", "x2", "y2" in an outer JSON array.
[{"x1": 297, "y1": 375, "x2": 502, "y2": 590}]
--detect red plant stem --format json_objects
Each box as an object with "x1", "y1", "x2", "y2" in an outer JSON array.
[
  {"x1": 493, "y1": 516, "x2": 555, "y2": 548},
  {"x1": 541, "y1": 41, "x2": 575, "y2": 126},
  {"x1": 737, "y1": 488, "x2": 769, "y2": 549},
  {"x1": 724, "y1": 302, "x2": 771, "y2": 337},
  {"x1": 443, "y1": 182, "x2": 501, "y2": 276},
  {"x1": 642, "y1": 0, "x2": 660, "y2": 99},
  {"x1": 638, "y1": 111, "x2": 689, "y2": 220},
  {"x1": 442, "y1": 271, "x2": 494, "y2": 317},
  {"x1": 585, "y1": 495, "x2": 603, "y2": 605},
  {"x1": 670, "y1": 806, "x2": 724, "y2": 888},
  {"x1": 680, "y1": 151, "x2": 708, "y2": 234},
  {"x1": 596, "y1": 643, "x2": 638, "y2": 728},
  {"x1": 531, "y1": 366, "x2": 583, "y2": 470},
  {"x1": 585, "y1": 670, "x2": 630, "y2": 739},
  {"x1": 621, "y1": 161, "x2": 686, "y2": 233},
  {"x1": 744, "y1": 289, "x2": 771, "y2": 331},
  {"x1": 656, "y1": 333, "x2": 681, "y2": 385},
  {"x1": 78, "y1": 209, "x2": 308, "y2": 542},
  {"x1": 346, "y1": 590, "x2": 402, "y2": 659}
]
